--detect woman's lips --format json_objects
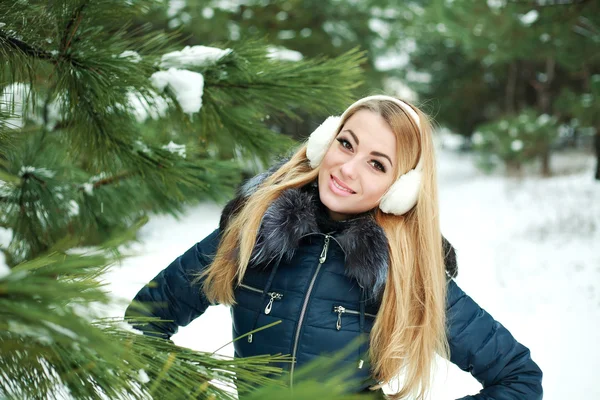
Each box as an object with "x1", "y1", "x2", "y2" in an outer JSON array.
[{"x1": 329, "y1": 175, "x2": 355, "y2": 196}]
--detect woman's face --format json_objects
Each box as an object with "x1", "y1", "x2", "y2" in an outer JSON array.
[{"x1": 317, "y1": 109, "x2": 398, "y2": 221}]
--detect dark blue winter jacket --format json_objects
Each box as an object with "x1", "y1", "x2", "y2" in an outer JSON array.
[{"x1": 126, "y1": 174, "x2": 543, "y2": 399}]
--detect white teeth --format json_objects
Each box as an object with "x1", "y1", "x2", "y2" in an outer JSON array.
[{"x1": 333, "y1": 178, "x2": 353, "y2": 193}]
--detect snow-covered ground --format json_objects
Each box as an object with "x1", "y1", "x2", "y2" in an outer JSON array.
[{"x1": 106, "y1": 149, "x2": 600, "y2": 399}]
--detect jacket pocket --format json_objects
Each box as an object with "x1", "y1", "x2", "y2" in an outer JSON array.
[
  {"x1": 332, "y1": 305, "x2": 376, "y2": 331},
  {"x1": 239, "y1": 283, "x2": 283, "y2": 315}
]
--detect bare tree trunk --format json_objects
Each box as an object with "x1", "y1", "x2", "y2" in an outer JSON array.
[
  {"x1": 506, "y1": 62, "x2": 517, "y2": 114},
  {"x1": 595, "y1": 130, "x2": 600, "y2": 181},
  {"x1": 541, "y1": 151, "x2": 551, "y2": 177},
  {"x1": 532, "y1": 58, "x2": 556, "y2": 177}
]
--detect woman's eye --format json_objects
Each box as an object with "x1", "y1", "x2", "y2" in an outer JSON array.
[
  {"x1": 336, "y1": 138, "x2": 352, "y2": 150},
  {"x1": 370, "y1": 160, "x2": 386, "y2": 172}
]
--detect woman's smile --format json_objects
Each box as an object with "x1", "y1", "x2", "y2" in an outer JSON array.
[{"x1": 329, "y1": 174, "x2": 356, "y2": 195}]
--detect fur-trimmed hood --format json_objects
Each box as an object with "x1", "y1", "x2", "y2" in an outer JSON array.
[{"x1": 219, "y1": 165, "x2": 458, "y2": 300}]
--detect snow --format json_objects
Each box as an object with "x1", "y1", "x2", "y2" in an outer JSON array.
[
  {"x1": 105, "y1": 149, "x2": 600, "y2": 399},
  {"x1": 82, "y1": 183, "x2": 94, "y2": 196},
  {"x1": 43, "y1": 321, "x2": 80, "y2": 341},
  {"x1": 486, "y1": 0, "x2": 506, "y2": 9},
  {"x1": 1, "y1": 83, "x2": 31, "y2": 130},
  {"x1": 276, "y1": 11, "x2": 288, "y2": 21},
  {"x1": 212, "y1": 0, "x2": 242, "y2": 13},
  {"x1": 369, "y1": 18, "x2": 391, "y2": 39},
  {"x1": 436, "y1": 127, "x2": 466, "y2": 151},
  {"x1": 167, "y1": 0, "x2": 185, "y2": 17},
  {"x1": 267, "y1": 46, "x2": 303, "y2": 62},
  {"x1": 382, "y1": 77, "x2": 418, "y2": 103},
  {"x1": 0, "y1": 252, "x2": 10, "y2": 279},
  {"x1": 8, "y1": 320, "x2": 54, "y2": 345},
  {"x1": 18, "y1": 166, "x2": 56, "y2": 179},
  {"x1": 519, "y1": 10, "x2": 539, "y2": 25},
  {"x1": 151, "y1": 68, "x2": 204, "y2": 115},
  {"x1": 161, "y1": 141, "x2": 186, "y2": 158},
  {"x1": 119, "y1": 50, "x2": 141, "y2": 63},
  {"x1": 159, "y1": 45, "x2": 231, "y2": 69},
  {"x1": 115, "y1": 320, "x2": 142, "y2": 335},
  {"x1": 0, "y1": 227, "x2": 11, "y2": 249},
  {"x1": 127, "y1": 90, "x2": 169, "y2": 123},
  {"x1": 511, "y1": 139, "x2": 524, "y2": 151},
  {"x1": 137, "y1": 369, "x2": 150, "y2": 384},
  {"x1": 406, "y1": 70, "x2": 432, "y2": 84},
  {"x1": 134, "y1": 139, "x2": 152, "y2": 155},
  {"x1": 67, "y1": 200, "x2": 79, "y2": 217},
  {"x1": 537, "y1": 114, "x2": 550, "y2": 125},
  {"x1": 277, "y1": 30, "x2": 296, "y2": 40},
  {"x1": 374, "y1": 52, "x2": 409, "y2": 71},
  {"x1": 202, "y1": 8, "x2": 215, "y2": 19}
]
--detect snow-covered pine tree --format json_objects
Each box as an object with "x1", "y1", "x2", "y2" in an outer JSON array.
[{"x1": 0, "y1": 0, "x2": 366, "y2": 398}]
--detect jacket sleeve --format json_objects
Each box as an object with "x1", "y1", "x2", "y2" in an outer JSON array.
[
  {"x1": 446, "y1": 279, "x2": 543, "y2": 400},
  {"x1": 124, "y1": 228, "x2": 221, "y2": 340}
]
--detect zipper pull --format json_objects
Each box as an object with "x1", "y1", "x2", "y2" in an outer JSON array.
[
  {"x1": 334, "y1": 305, "x2": 345, "y2": 330},
  {"x1": 319, "y1": 235, "x2": 331, "y2": 264},
  {"x1": 264, "y1": 292, "x2": 282, "y2": 314},
  {"x1": 248, "y1": 333, "x2": 253, "y2": 343}
]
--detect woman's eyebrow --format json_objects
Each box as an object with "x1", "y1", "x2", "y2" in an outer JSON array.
[{"x1": 343, "y1": 129, "x2": 394, "y2": 168}]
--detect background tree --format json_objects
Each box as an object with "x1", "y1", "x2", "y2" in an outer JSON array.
[{"x1": 395, "y1": 0, "x2": 600, "y2": 176}]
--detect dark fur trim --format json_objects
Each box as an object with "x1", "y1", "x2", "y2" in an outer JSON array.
[
  {"x1": 220, "y1": 166, "x2": 458, "y2": 299},
  {"x1": 442, "y1": 236, "x2": 458, "y2": 278},
  {"x1": 250, "y1": 188, "x2": 320, "y2": 266}
]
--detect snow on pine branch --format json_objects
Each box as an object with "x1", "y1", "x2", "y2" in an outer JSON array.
[
  {"x1": 146, "y1": 45, "x2": 232, "y2": 116},
  {"x1": 0, "y1": 252, "x2": 10, "y2": 279},
  {"x1": 151, "y1": 68, "x2": 204, "y2": 115},
  {"x1": 266, "y1": 46, "x2": 303, "y2": 61},
  {"x1": 162, "y1": 141, "x2": 186, "y2": 158},
  {"x1": 159, "y1": 45, "x2": 232, "y2": 69},
  {"x1": 126, "y1": 90, "x2": 169, "y2": 123}
]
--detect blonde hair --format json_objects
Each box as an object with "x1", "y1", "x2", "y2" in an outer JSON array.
[{"x1": 200, "y1": 98, "x2": 449, "y2": 399}]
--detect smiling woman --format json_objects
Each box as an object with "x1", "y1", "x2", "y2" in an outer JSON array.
[
  {"x1": 318, "y1": 109, "x2": 398, "y2": 220},
  {"x1": 126, "y1": 95, "x2": 543, "y2": 399}
]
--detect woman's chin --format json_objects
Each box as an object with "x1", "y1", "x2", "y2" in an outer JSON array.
[{"x1": 319, "y1": 196, "x2": 350, "y2": 219}]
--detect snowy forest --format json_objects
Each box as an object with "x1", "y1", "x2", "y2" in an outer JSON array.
[{"x1": 1, "y1": 0, "x2": 598, "y2": 399}]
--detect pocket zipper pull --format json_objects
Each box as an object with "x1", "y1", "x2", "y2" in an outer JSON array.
[
  {"x1": 333, "y1": 305, "x2": 345, "y2": 330},
  {"x1": 264, "y1": 292, "x2": 282, "y2": 315}
]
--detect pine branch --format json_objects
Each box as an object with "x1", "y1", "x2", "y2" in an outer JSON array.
[
  {"x1": 0, "y1": 30, "x2": 55, "y2": 61},
  {"x1": 59, "y1": 3, "x2": 87, "y2": 54},
  {"x1": 77, "y1": 170, "x2": 136, "y2": 191},
  {"x1": 0, "y1": 241, "x2": 294, "y2": 400}
]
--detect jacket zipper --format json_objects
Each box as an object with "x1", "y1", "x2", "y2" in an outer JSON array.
[
  {"x1": 333, "y1": 305, "x2": 376, "y2": 330},
  {"x1": 290, "y1": 234, "x2": 330, "y2": 388},
  {"x1": 239, "y1": 283, "x2": 283, "y2": 314}
]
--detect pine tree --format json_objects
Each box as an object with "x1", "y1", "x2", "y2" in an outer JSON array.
[
  {"x1": 1, "y1": 0, "x2": 368, "y2": 398},
  {"x1": 394, "y1": 0, "x2": 600, "y2": 176}
]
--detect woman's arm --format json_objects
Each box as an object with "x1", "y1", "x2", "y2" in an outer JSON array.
[
  {"x1": 124, "y1": 228, "x2": 221, "y2": 340},
  {"x1": 446, "y1": 279, "x2": 543, "y2": 400}
]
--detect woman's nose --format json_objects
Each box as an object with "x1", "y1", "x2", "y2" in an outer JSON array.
[{"x1": 340, "y1": 158, "x2": 358, "y2": 180}]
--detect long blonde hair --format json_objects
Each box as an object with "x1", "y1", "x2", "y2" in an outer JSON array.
[{"x1": 200, "y1": 97, "x2": 449, "y2": 399}]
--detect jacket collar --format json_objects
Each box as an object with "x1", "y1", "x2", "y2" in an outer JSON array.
[{"x1": 219, "y1": 165, "x2": 457, "y2": 300}]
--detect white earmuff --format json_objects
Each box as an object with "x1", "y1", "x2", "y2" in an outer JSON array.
[
  {"x1": 306, "y1": 95, "x2": 423, "y2": 216},
  {"x1": 306, "y1": 116, "x2": 342, "y2": 169}
]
